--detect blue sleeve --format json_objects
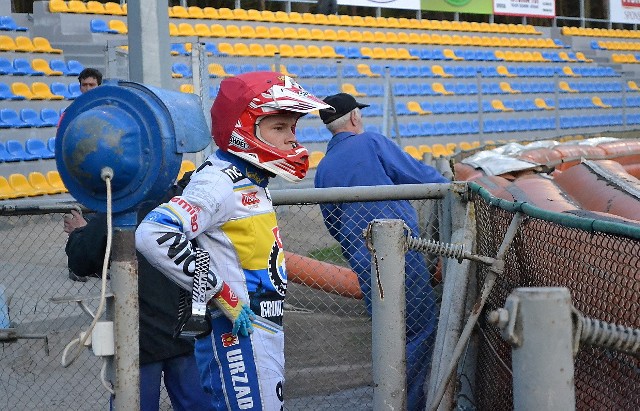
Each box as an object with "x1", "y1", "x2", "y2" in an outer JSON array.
[{"x1": 373, "y1": 134, "x2": 449, "y2": 184}]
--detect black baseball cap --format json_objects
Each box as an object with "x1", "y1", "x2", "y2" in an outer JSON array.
[{"x1": 319, "y1": 93, "x2": 369, "y2": 124}]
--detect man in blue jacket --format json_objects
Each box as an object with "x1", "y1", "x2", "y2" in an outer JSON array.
[{"x1": 314, "y1": 93, "x2": 449, "y2": 411}]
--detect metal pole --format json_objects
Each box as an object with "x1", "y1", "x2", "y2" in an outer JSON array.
[
  {"x1": 371, "y1": 219, "x2": 407, "y2": 411},
  {"x1": 476, "y1": 71, "x2": 484, "y2": 144},
  {"x1": 498, "y1": 288, "x2": 576, "y2": 410},
  {"x1": 109, "y1": 228, "x2": 140, "y2": 411},
  {"x1": 382, "y1": 66, "x2": 390, "y2": 137},
  {"x1": 336, "y1": 59, "x2": 343, "y2": 90},
  {"x1": 554, "y1": 73, "x2": 560, "y2": 134},
  {"x1": 191, "y1": 40, "x2": 211, "y2": 163},
  {"x1": 622, "y1": 79, "x2": 628, "y2": 130}
]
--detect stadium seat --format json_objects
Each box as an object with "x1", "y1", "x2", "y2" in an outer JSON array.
[
  {"x1": 31, "y1": 82, "x2": 63, "y2": 100},
  {"x1": 20, "y1": 108, "x2": 47, "y2": 127},
  {"x1": 0, "y1": 15, "x2": 28, "y2": 31},
  {"x1": 7, "y1": 140, "x2": 38, "y2": 161},
  {"x1": 32, "y1": 58, "x2": 63, "y2": 76},
  {"x1": 14, "y1": 36, "x2": 35, "y2": 52},
  {"x1": 68, "y1": 82, "x2": 81, "y2": 98},
  {"x1": 91, "y1": 19, "x2": 118, "y2": 34},
  {"x1": 33, "y1": 37, "x2": 63, "y2": 53},
  {"x1": 67, "y1": 1, "x2": 89, "y2": 13},
  {"x1": 0, "y1": 57, "x2": 15, "y2": 75},
  {"x1": 1, "y1": 109, "x2": 30, "y2": 128},
  {"x1": 48, "y1": 59, "x2": 70, "y2": 75},
  {"x1": 40, "y1": 108, "x2": 60, "y2": 126},
  {"x1": 25, "y1": 138, "x2": 54, "y2": 159},
  {"x1": 66, "y1": 60, "x2": 84, "y2": 75},
  {"x1": 13, "y1": 58, "x2": 44, "y2": 76},
  {"x1": 109, "y1": 19, "x2": 128, "y2": 34},
  {"x1": 28, "y1": 172, "x2": 56, "y2": 195},
  {"x1": 47, "y1": 170, "x2": 68, "y2": 193},
  {"x1": 10, "y1": 173, "x2": 45, "y2": 197},
  {"x1": 105, "y1": 2, "x2": 126, "y2": 15},
  {"x1": 0, "y1": 176, "x2": 18, "y2": 199},
  {"x1": 208, "y1": 63, "x2": 232, "y2": 78},
  {"x1": 172, "y1": 62, "x2": 192, "y2": 78},
  {"x1": 0, "y1": 35, "x2": 17, "y2": 51}
]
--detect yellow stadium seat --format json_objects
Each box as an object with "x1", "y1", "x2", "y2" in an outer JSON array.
[
  {"x1": 459, "y1": 141, "x2": 473, "y2": 151},
  {"x1": 443, "y1": 48, "x2": 463, "y2": 60},
  {"x1": 306, "y1": 45, "x2": 322, "y2": 58},
  {"x1": 575, "y1": 52, "x2": 593, "y2": 63},
  {"x1": 308, "y1": 151, "x2": 325, "y2": 169},
  {"x1": 187, "y1": 6, "x2": 205, "y2": 19},
  {"x1": 33, "y1": 81, "x2": 64, "y2": 100},
  {"x1": 496, "y1": 65, "x2": 517, "y2": 77},
  {"x1": 562, "y1": 66, "x2": 580, "y2": 77},
  {"x1": 233, "y1": 43, "x2": 251, "y2": 56},
  {"x1": 67, "y1": 1, "x2": 88, "y2": 13},
  {"x1": 289, "y1": 12, "x2": 303, "y2": 24},
  {"x1": 86, "y1": 1, "x2": 106, "y2": 14},
  {"x1": 104, "y1": 1, "x2": 127, "y2": 16},
  {"x1": 373, "y1": 31, "x2": 388, "y2": 43},
  {"x1": 47, "y1": 171, "x2": 68, "y2": 193},
  {"x1": 362, "y1": 16, "x2": 377, "y2": 27},
  {"x1": 628, "y1": 80, "x2": 640, "y2": 91},
  {"x1": 109, "y1": 19, "x2": 128, "y2": 34},
  {"x1": 0, "y1": 35, "x2": 16, "y2": 51},
  {"x1": 168, "y1": 22, "x2": 179, "y2": 36},
  {"x1": 371, "y1": 47, "x2": 387, "y2": 59},
  {"x1": 263, "y1": 44, "x2": 278, "y2": 57},
  {"x1": 203, "y1": 7, "x2": 219, "y2": 19},
  {"x1": 499, "y1": 82, "x2": 520, "y2": 94},
  {"x1": 217, "y1": 8, "x2": 233, "y2": 20},
  {"x1": 268, "y1": 26, "x2": 285, "y2": 39},
  {"x1": 559, "y1": 81, "x2": 578, "y2": 93},
  {"x1": 592, "y1": 96, "x2": 612, "y2": 108},
  {"x1": 171, "y1": 6, "x2": 189, "y2": 19},
  {"x1": 431, "y1": 144, "x2": 449, "y2": 158},
  {"x1": 208, "y1": 63, "x2": 232, "y2": 78},
  {"x1": 29, "y1": 172, "x2": 58, "y2": 195},
  {"x1": 314, "y1": 14, "x2": 329, "y2": 25},
  {"x1": 193, "y1": 23, "x2": 211, "y2": 37},
  {"x1": 247, "y1": 43, "x2": 267, "y2": 57},
  {"x1": 297, "y1": 28, "x2": 313, "y2": 41},
  {"x1": 11, "y1": 82, "x2": 40, "y2": 100},
  {"x1": 283, "y1": 27, "x2": 299, "y2": 40},
  {"x1": 209, "y1": 24, "x2": 226, "y2": 38},
  {"x1": 178, "y1": 160, "x2": 196, "y2": 179},
  {"x1": 231, "y1": 25, "x2": 253, "y2": 38},
  {"x1": 321, "y1": 45, "x2": 343, "y2": 58},
  {"x1": 301, "y1": 13, "x2": 316, "y2": 24},
  {"x1": 432, "y1": 82, "x2": 454, "y2": 95},
  {"x1": 245, "y1": 9, "x2": 262, "y2": 21},
  {"x1": 534, "y1": 98, "x2": 554, "y2": 110},
  {"x1": 375, "y1": 17, "x2": 389, "y2": 28},
  {"x1": 431, "y1": 65, "x2": 453, "y2": 78},
  {"x1": 336, "y1": 29, "x2": 350, "y2": 42},
  {"x1": 252, "y1": 25, "x2": 269, "y2": 39},
  {"x1": 531, "y1": 51, "x2": 549, "y2": 62},
  {"x1": 361, "y1": 31, "x2": 375, "y2": 42},
  {"x1": 342, "y1": 83, "x2": 366, "y2": 97},
  {"x1": 217, "y1": 42, "x2": 234, "y2": 56},
  {"x1": 15, "y1": 36, "x2": 35, "y2": 52},
  {"x1": 323, "y1": 29, "x2": 338, "y2": 42},
  {"x1": 258, "y1": 10, "x2": 275, "y2": 22},
  {"x1": 351, "y1": 15, "x2": 365, "y2": 27},
  {"x1": 49, "y1": 0, "x2": 69, "y2": 13},
  {"x1": 404, "y1": 145, "x2": 421, "y2": 160},
  {"x1": 177, "y1": 23, "x2": 196, "y2": 36},
  {"x1": 407, "y1": 101, "x2": 431, "y2": 115},
  {"x1": 397, "y1": 48, "x2": 419, "y2": 60},
  {"x1": 446, "y1": 143, "x2": 458, "y2": 154},
  {"x1": 491, "y1": 99, "x2": 514, "y2": 112},
  {"x1": 278, "y1": 44, "x2": 296, "y2": 58},
  {"x1": 0, "y1": 176, "x2": 19, "y2": 200},
  {"x1": 226, "y1": 25, "x2": 242, "y2": 38},
  {"x1": 231, "y1": 8, "x2": 249, "y2": 21},
  {"x1": 179, "y1": 84, "x2": 194, "y2": 94},
  {"x1": 33, "y1": 37, "x2": 63, "y2": 53},
  {"x1": 357, "y1": 64, "x2": 380, "y2": 78},
  {"x1": 32, "y1": 58, "x2": 63, "y2": 76},
  {"x1": 10, "y1": 174, "x2": 44, "y2": 197},
  {"x1": 275, "y1": 11, "x2": 290, "y2": 23},
  {"x1": 558, "y1": 51, "x2": 577, "y2": 62},
  {"x1": 360, "y1": 47, "x2": 374, "y2": 59}
]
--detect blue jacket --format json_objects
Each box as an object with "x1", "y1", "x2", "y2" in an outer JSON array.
[{"x1": 314, "y1": 131, "x2": 448, "y2": 322}]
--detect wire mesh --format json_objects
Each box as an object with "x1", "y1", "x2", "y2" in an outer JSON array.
[
  {"x1": 0, "y1": 196, "x2": 441, "y2": 410},
  {"x1": 471, "y1": 191, "x2": 640, "y2": 411}
]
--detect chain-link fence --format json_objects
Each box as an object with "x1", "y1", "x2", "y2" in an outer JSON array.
[
  {"x1": 0, "y1": 187, "x2": 443, "y2": 410},
  {"x1": 469, "y1": 185, "x2": 640, "y2": 411}
]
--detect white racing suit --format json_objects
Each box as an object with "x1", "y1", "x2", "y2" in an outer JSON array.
[{"x1": 136, "y1": 150, "x2": 286, "y2": 410}]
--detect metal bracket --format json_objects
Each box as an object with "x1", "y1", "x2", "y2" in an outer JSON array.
[{"x1": 51, "y1": 293, "x2": 115, "y2": 319}]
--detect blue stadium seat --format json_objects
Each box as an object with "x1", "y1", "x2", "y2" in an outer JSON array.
[
  {"x1": 459, "y1": 120, "x2": 472, "y2": 134},
  {"x1": 0, "y1": 57, "x2": 15, "y2": 75},
  {"x1": 431, "y1": 49, "x2": 446, "y2": 60},
  {"x1": 443, "y1": 101, "x2": 458, "y2": 114},
  {"x1": 49, "y1": 59, "x2": 71, "y2": 76},
  {"x1": 406, "y1": 122, "x2": 421, "y2": 137},
  {"x1": 365, "y1": 124, "x2": 381, "y2": 134},
  {"x1": 0, "y1": 15, "x2": 28, "y2": 31},
  {"x1": 419, "y1": 83, "x2": 436, "y2": 96},
  {"x1": 419, "y1": 65, "x2": 434, "y2": 78},
  {"x1": 90, "y1": 19, "x2": 118, "y2": 34},
  {"x1": 66, "y1": 60, "x2": 84, "y2": 76},
  {"x1": 7, "y1": 140, "x2": 39, "y2": 160},
  {"x1": 342, "y1": 64, "x2": 363, "y2": 78},
  {"x1": 240, "y1": 64, "x2": 254, "y2": 74},
  {"x1": 0, "y1": 83, "x2": 25, "y2": 100},
  {"x1": 446, "y1": 121, "x2": 462, "y2": 135},
  {"x1": 393, "y1": 83, "x2": 408, "y2": 96},
  {"x1": 456, "y1": 101, "x2": 470, "y2": 113},
  {"x1": 407, "y1": 65, "x2": 420, "y2": 78},
  {"x1": 362, "y1": 103, "x2": 383, "y2": 116},
  {"x1": 298, "y1": 127, "x2": 319, "y2": 143},
  {"x1": 1, "y1": 108, "x2": 29, "y2": 128},
  {"x1": 309, "y1": 84, "x2": 328, "y2": 98},
  {"x1": 366, "y1": 84, "x2": 384, "y2": 97},
  {"x1": 395, "y1": 103, "x2": 412, "y2": 116},
  {"x1": 391, "y1": 65, "x2": 410, "y2": 78},
  {"x1": 20, "y1": 108, "x2": 46, "y2": 127},
  {"x1": 421, "y1": 122, "x2": 434, "y2": 136},
  {"x1": 173, "y1": 62, "x2": 193, "y2": 78},
  {"x1": 453, "y1": 83, "x2": 468, "y2": 95},
  {"x1": 68, "y1": 83, "x2": 81, "y2": 98},
  {"x1": 222, "y1": 64, "x2": 240, "y2": 77},
  {"x1": 316, "y1": 64, "x2": 334, "y2": 78},
  {"x1": 40, "y1": 108, "x2": 60, "y2": 126},
  {"x1": 26, "y1": 138, "x2": 54, "y2": 159},
  {"x1": 0, "y1": 141, "x2": 19, "y2": 161},
  {"x1": 432, "y1": 122, "x2": 447, "y2": 135},
  {"x1": 317, "y1": 127, "x2": 332, "y2": 142},
  {"x1": 170, "y1": 43, "x2": 190, "y2": 56},
  {"x1": 13, "y1": 58, "x2": 44, "y2": 76},
  {"x1": 204, "y1": 43, "x2": 220, "y2": 57},
  {"x1": 50, "y1": 82, "x2": 73, "y2": 99}
]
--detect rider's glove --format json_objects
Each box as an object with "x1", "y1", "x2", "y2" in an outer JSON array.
[{"x1": 209, "y1": 280, "x2": 255, "y2": 337}]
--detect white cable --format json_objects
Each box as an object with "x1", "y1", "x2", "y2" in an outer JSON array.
[
  {"x1": 61, "y1": 172, "x2": 113, "y2": 368},
  {"x1": 100, "y1": 357, "x2": 115, "y2": 395}
]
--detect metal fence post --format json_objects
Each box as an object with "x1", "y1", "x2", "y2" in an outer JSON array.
[
  {"x1": 493, "y1": 287, "x2": 576, "y2": 411},
  {"x1": 109, "y1": 228, "x2": 140, "y2": 411},
  {"x1": 370, "y1": 219, "x2": 406, "y2": 411}
]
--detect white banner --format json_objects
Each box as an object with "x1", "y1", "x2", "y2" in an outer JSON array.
[
  {"x1": 337, "y1": 0, "x2": 420, "y2": 11},
  {"x1": 493, "y1": 0, "x2": 555, "y2": 18},
  {"x1": 610, "y1": 0, "x2": 640, "y2": 24}
]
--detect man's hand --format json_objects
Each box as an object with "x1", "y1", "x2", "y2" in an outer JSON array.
[
  {"x1": 211, "y1": 282, "x2": 255, "y2": 337},
  {"x1": 63, "y1": 210, "x2": 87, "y2": 234}
]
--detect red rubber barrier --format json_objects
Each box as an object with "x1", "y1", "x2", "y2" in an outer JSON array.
[
  {"x1": 285, "y1": 251, "x2": 363, "y2": 299},
  {"x1": 507, "y1": 174, "x2": 579, "y2": 213}
]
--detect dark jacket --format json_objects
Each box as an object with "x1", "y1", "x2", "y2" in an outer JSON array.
[{"x1": 65, "y1": 173, "x2": 194, "y2": 365}]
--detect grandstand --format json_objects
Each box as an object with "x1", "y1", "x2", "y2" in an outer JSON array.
[{"x1": 1, "y1": 0, "x2": 640, "y2": 199}]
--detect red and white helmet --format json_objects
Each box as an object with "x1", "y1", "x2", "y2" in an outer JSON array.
[{"x1": 211, "y1": 71, "x2": 333, "y2": 182}]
